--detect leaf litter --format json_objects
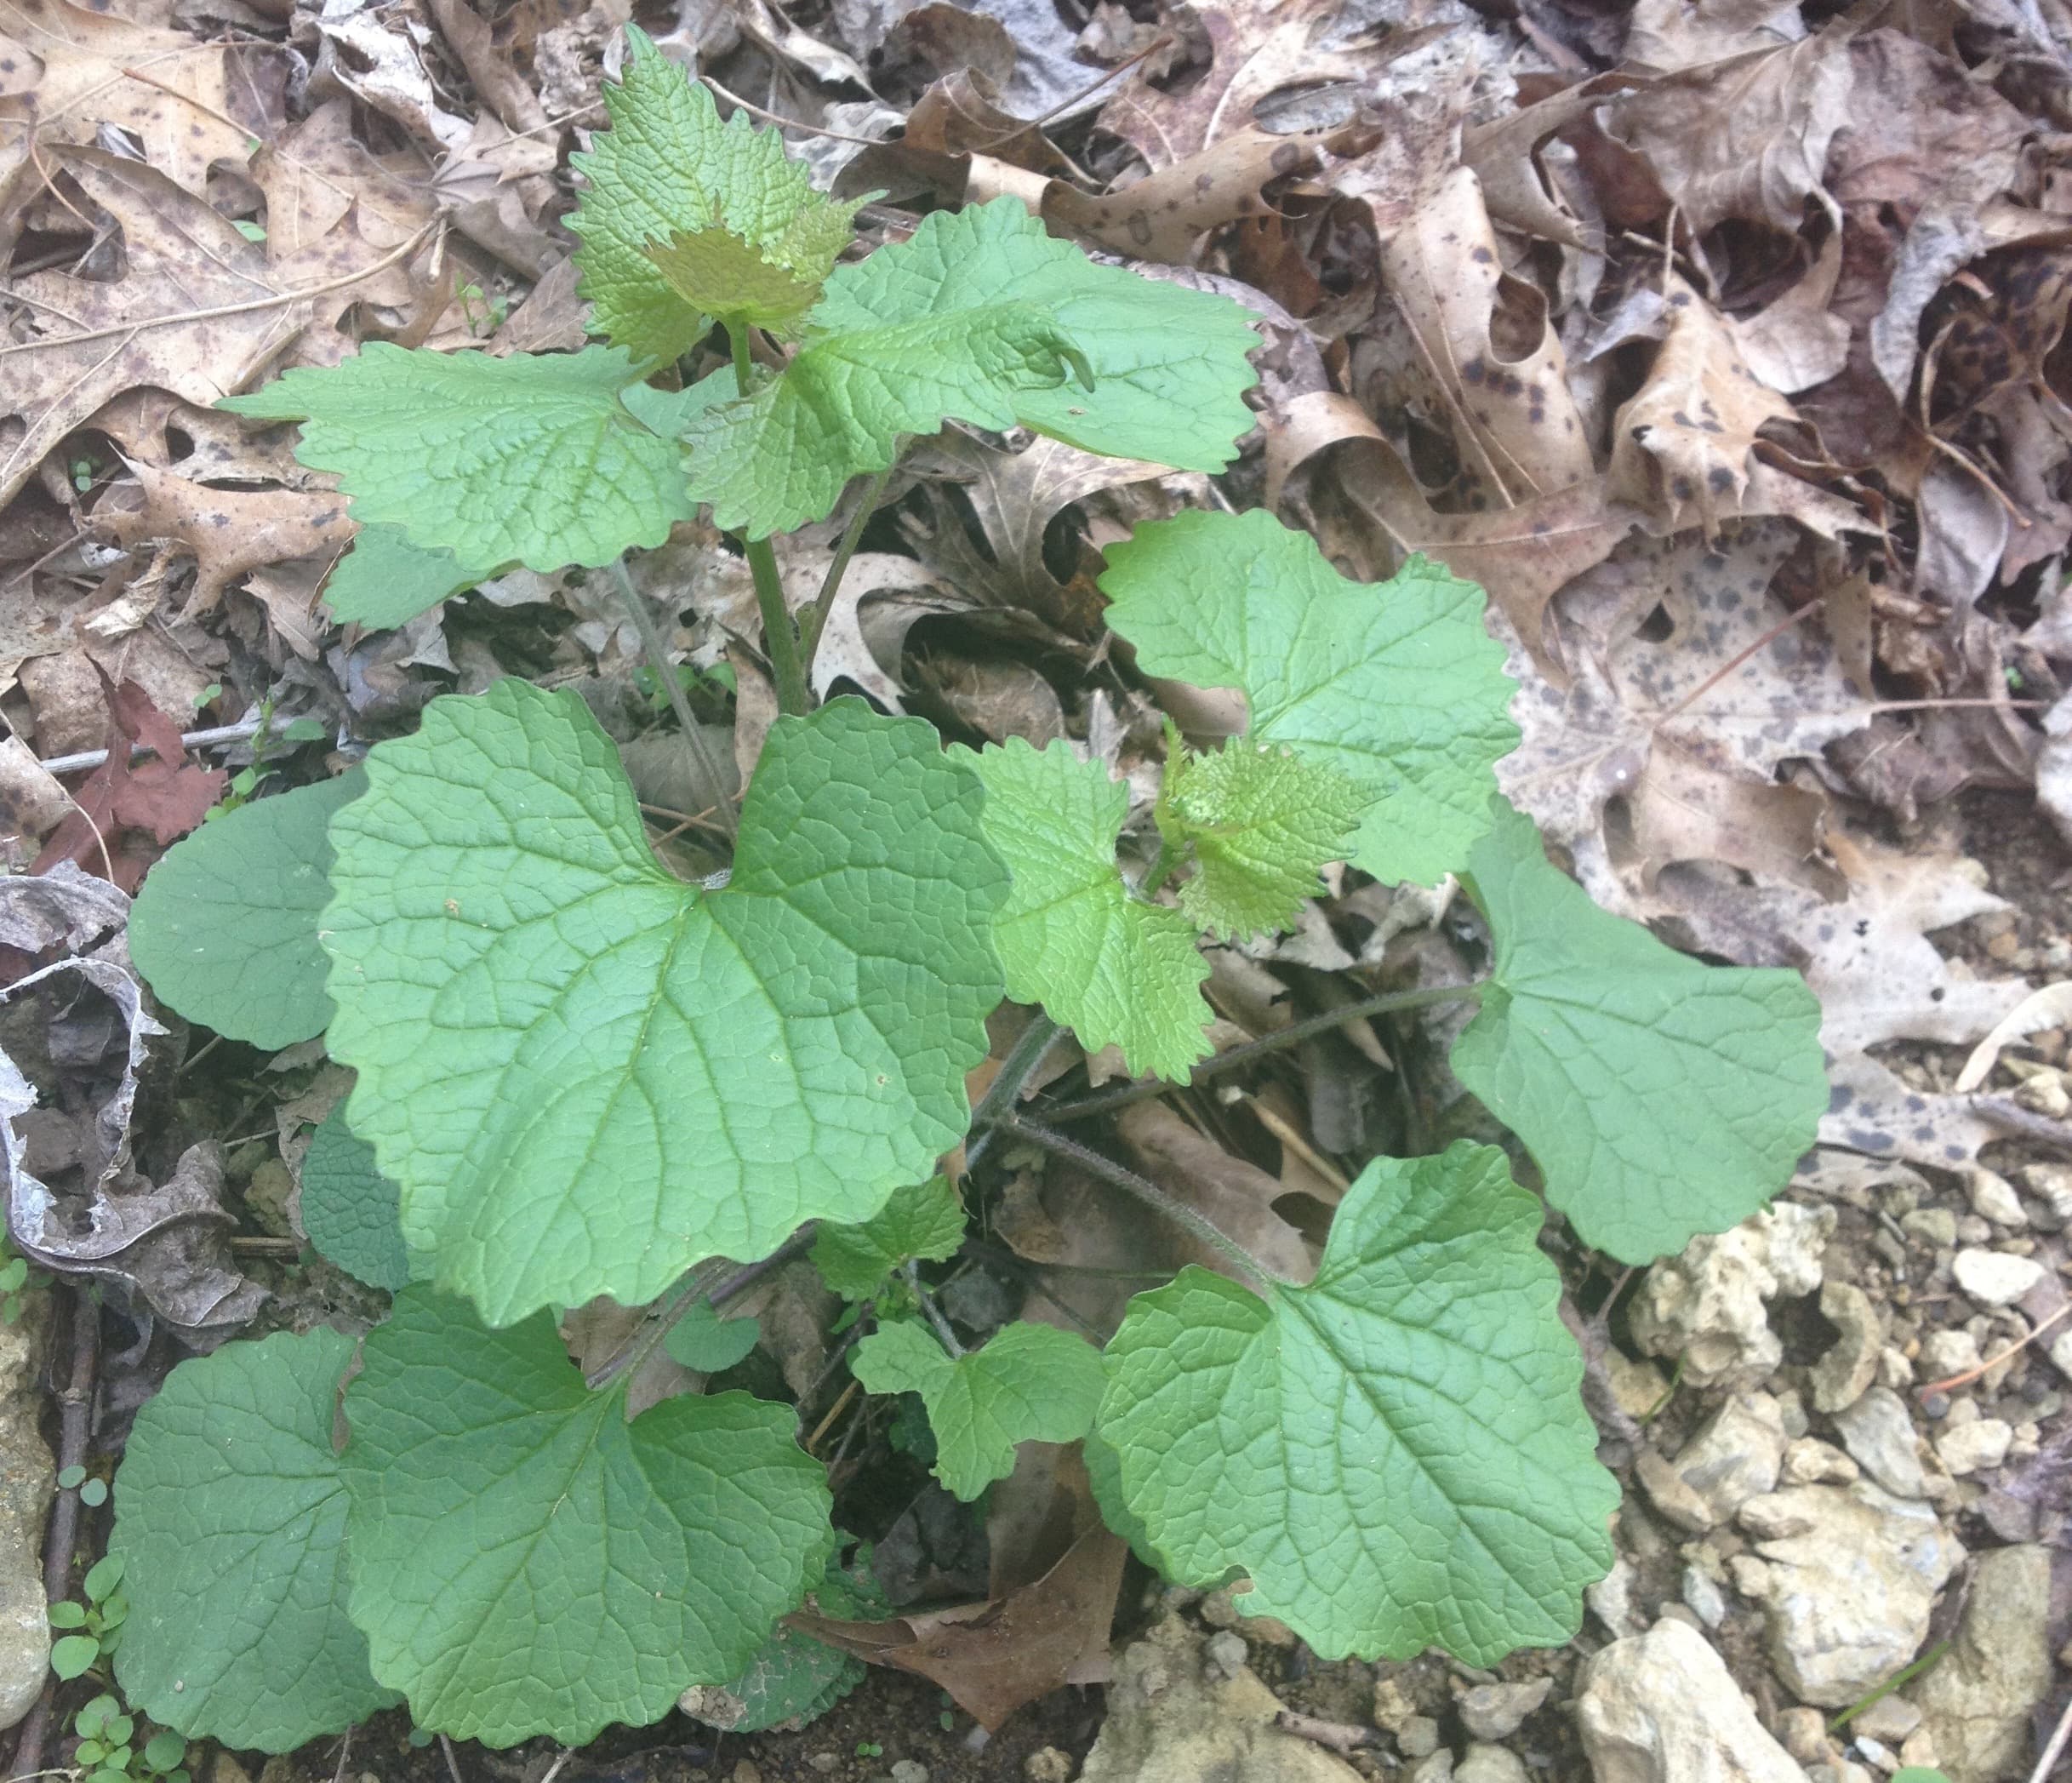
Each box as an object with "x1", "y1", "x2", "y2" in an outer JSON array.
[{"x1": 7, "y1": 0, "x2": 2072, "y2": 1772}]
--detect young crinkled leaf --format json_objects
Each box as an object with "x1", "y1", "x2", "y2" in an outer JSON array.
[
  {"x1": 342, "y1": 1289, "x2": 834, "y2": 1745},
  {"x1": 323, "y1": 681, "x2": 1005, "y2": 1324},
  {"x1": 1162, "y1": 741, "x2": 1368, "y2": 941},
  {"x1": 111, "y1": 1328, "x2": 399, "y2": 1750},
  {"x1": 811, "y1": 1174, "x2": 967, "y2": 1300},
  {"x1": 299, "y1": 1105, "x2": 411, "y2": 1293},
  {"x1": 221, "y1": 345, "x2": 691, "y2": 573},
  {"x1": 643, "y1": 224, "x2": 825, "y2": 334},
  {"x1": 568, "y1": 29, "x2": 860, "y2": 361},
  {"x1": 686, "y1": 198, "x2": 1259, "y2": 538},
  {"x1": 851, "y1": 1319, "x2": 1106, "y2": 1500},
  {"x1": 1100, "y1": 509, "x2": 1518, "y2": 887},
  {"x1": 1096, "y1": 1143, "x2": 1618, "y2": 1661},
  {"x1": 129, "y1": 770, "x2": 365, "y2": 1049},
  {"x1": 956, "y1": 736, "x2": 1211, "y2": 1082},
  {"x1": 1452, "y1": 801, "x2": 1827, "y2": 1263}
]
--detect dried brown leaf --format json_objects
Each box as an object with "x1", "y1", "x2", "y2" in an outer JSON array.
[{"x1": 101, "y1": 464, "x2": 355, "y2": 607}]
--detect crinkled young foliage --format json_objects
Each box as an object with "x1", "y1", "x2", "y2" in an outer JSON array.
[
  {"x1": 1101, "y1": 509, "x2": 1518, "y2": 888},
  {"x1": 956, "y1": 735, "x2": 1212, "y2": 1081},
  {"x1": 129, "y1": 770, "x2": 363, "y2": 1048},
  {"x1": 1098, "y1": 1144, "x2": 1618, "y2": 1661},
  {"x1": 110, "y1": 1328, "x2": 397, "y2": 1751},
  {"x1": 1453, "y1": 800, "x2": 1827, "y2": 1262},
  {"x1": 810, "y1": 1174, "x2": 968, "y2": 1300},
  {"x1": 852, "y1": 1318, "x2": 1106, "y2": 1500},
  {"x1": 344, "y1": 1289, "x2": 833, "y2": 1746},
  {"x1": 322, "y1": 680, "x2": 1005, "y2": 1324},
  {"x1": 568, "y1": 27, "x2": 860, "y2": 361}
]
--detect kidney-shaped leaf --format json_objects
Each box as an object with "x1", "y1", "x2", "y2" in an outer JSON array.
[
  {"x1": 1097, "y1": 1142, "x2": 1618, "y2": 1663},
  {"x1": 342, "y1": 1288, "x2": 834, "y2": 1746},
  {"x1": 129, "y1": 771, "x2": 364, "y2": 1049},
  {"x1": 111, "y1": 1328, "x2": 398, "y2": 1751},
  {"x1": 1452, "y1": 800, "x2": 1827, "y2": 1263},
  {"x1": 1100, "y1": 509, "x2": 1518, "y2": 888},
  {"x1": 322, "y1": 682, "x2": 1005, "y2": 1323}
]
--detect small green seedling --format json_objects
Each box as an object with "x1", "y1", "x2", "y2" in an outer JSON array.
[
  {"x1": 109, "y1": 22, "x2": 1829, "y2": 1756},
  {"x1": 49, "y1": 1555, "x2": 127, "y2": 1680},
  {"x1": 71, "y1": 1692, "x2": 189, "y2": 1783},
  {"x1": 0, "y1": 1238, "x2": 47, "y2": 1325}
]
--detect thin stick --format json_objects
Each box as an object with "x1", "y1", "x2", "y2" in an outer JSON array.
[
  {"x1": 995, "y1": 1114, "x2": 1279, "y2": 1291},
  {"x1": 610, "y1": 560, "x2": 738, "y2": 839},
  {"x1": 1030, "y1": 35, "x2": 1170, "y2": 126},
  {"x1": 1042, "y1": 981, "x2": 1485, "y2": 1125},
  {"x1": 1829, "y1": 1640, "x2": 1948, "y2": 1733},
  {"x1": 796, "y1": 466, "x2": 893, "y2": 686},
  {"x1": 534, "y1": 1749, "x2": 574, "y2": 1783},
  {"x1": 905, "y1": 1259, "x2": 964, "y2": 1357},
  {"x1": 963, "y1": 1014, "x2": 1062, "y2": 1170},
  {"x1": 2026, "y1": 1690, "x2": 2072, "y2": 1783},
  {"x1": 0, "y1": 222, "x2": 438, "y2": 359},
  {"x1": 438, "y1": 1734, "x2": 466, "y2": 1783},
  {"x1": 700, "y1": 75, "x2": 891, "y2": 146},
  {"x1": 40, "y1": 716, "x2": 267, "y2": 775},
  {"x1": 722, "y1": 325, "x2": 810, "y2": 715},
  {"x1": 805, "y1": 1379, "x2": 859, "y2": 1453},
  {"x1": 328, "y1": 1728, "x2": 354, "y2": 1783},
  {"x1": 1919, "y1": 1301, "x2": 2072, "y2": 1396}
]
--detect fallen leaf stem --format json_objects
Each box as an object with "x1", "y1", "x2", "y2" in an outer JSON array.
[
  {"x1": 992, "y1": 1113, "x2": 1282, "y2": 1294},
  {"x1": 724, "y1": 322, "x2": 812, "y2": 715},
  {"x1": 609, "y1": 558, "x2": 738, "y2": 840},
  {"x1": 1042, "y1": 980, "x2": 1487, "y2": 1124},
  {"x1": 796, "y1": 463, "x2": 893, "y2": 689}
]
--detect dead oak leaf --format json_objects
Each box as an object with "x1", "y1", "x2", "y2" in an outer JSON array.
[
  {"x1": 1608, "y1": 276, "x2": 1797, "y2": 534},
  {"x1": 100, "y1": 461, "x2": 355, "y2": 607}
]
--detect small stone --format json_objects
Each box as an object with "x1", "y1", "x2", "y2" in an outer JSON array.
[
  {"x1": 1807, "y1": 1767, "x2": 1875, "y2": 1783},
  {"x1": 890, "y1": 1764, "x2": 929, "y2": 1783},
  {"x1": 1631, "y1": 1206, "x2": 1835, "y2": 1390},
  {"x1": 2019, "y1": 1163, "x2": 2072, "y2": 1227},
  {"x1": 1576, "y1": 1620, "x2": 1806, "y2": 1783},
  {"x1": 1204, "y1": 1631, "x2": 1249, "y2": 1680},
  {"x1": 731, "y1": 1765, "x2": 762, "y2": 1783},
  {"x1": 1668, "y1": 1394, "x2": 1788, "y2": 1525},
  {"x1": 1830, "y1": 1386, "x2": 1926, "y2": 1499},
  {"x1": 1777, "y1": 1705, "x2": 1830, "y2": 1764},
  {"x1": 1637, "y1": 1447, "x2": 1716, "y2": 1532},
  {"x1": 1399, "y1": 1715, "x2": 1442, "y2": 1758},
  {"x1": 1934, "y1": 1418, "x2": 2012, "y2": 1476},
  {"x1": 213, "y1": 1759, "x2": 254, "y2": 1783},
  {"x1": 1730, "y1": 1555, "x2": 1774, "y2": 1600},
  {"x1": 1897, "y1": 1729, "x2": 1942, "y2": 1772},
  {"x1": 1245, "y1": 1614, "x2": 1299, "y2": 1648},
  {"x1": 1373, "y1": 1678, "x2": 1416, "y2": 1734},
  {"x1": 1783, "y1": 1437, "x2": 1859, "y2": 1484},
  {"x1": 1682, "y1": 1564, "x2": 1729, "y2": 1628},
  {"x1": 1607, "y1": 1351, "x2": 1671, "y2": 1420},
  {"x1": 1454, "y1": 1746, "x2": 1528, "y2": 1783},
  {"x1": 1458, "y1": 1677, "x2": 1551, "y2": 1740},
  {"x1": 1811, "y1": 1283, "x2": 1884, "y2": 1413},
  {"x1": 1919, "y1": 1329, "x2": 1982, "y2": 1380},
  {"x1": 1850, "y1": 1696, "x2": 1921, "y2": 1742},
  {"x1": 1199, "y1": 1588, "x2": 1240, "y2": 1629},
  {"x1": 1024, "y1": 1749, "x2": 1074, "y2": 1783},
  {"x1": 0, "y1": 1313, "x2": 51, "y2": 1730},
  {"x1": 1901, "y1": 1207, "x2": 1959, "y2": 1249},
  {"x1": 809, "y1": 1757, "x2": 842, "y2": 1775},
  {"x1": 2015, "y1": 1071, "x2": 2071, "y2": 1117},
  {"x1": 2050, "y1": 1328, "x2": 2072, "y2": 1383},
  {"x1": 1951, "y1": 1248, "x2": 2046, "y2": 1307},
  {"x1": 1588, "y1": 1554, "x2": 1643, "y2": 1639},
  {"x1": 1966, "y1": 1169, "x2": 2028, "y2": 1228},
  {"x1": 1774, "y1": 1388, "x2": 1810, "y2": 1439},
  {"x1": 1914, "y1": 1546, "x2": 2053, "y2": 1781},
  {"x1": 1409, "y1": 1753, "x2": 1453, "y2": 1783}
]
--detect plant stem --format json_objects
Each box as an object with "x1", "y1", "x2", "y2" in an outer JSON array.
[
  {"x1": 724, "y1": 323, "x2": 811, "y2": 716},
  {"x1": 609, "y1": 559, "x2": 738, "y2": 841},
  {"x1": 796, "y1": 465, "x2": 893, "y2": 689},
  {"x1": 994, "y1": 1114, "x2": 1282, "y2": 1293},
  {"x1": 963, "y1": 1014, "x2": 1061, "y2": 1170},
  {"x1": 1042, "y1": 980, "x2": 1487, "y2": 1125},
  {"x1": 584, "y1": 1227, "x2": 817, "y2": 1392},
  {"x1": 905, "y1": 1260, "x2": 964, "y2": 1357}
]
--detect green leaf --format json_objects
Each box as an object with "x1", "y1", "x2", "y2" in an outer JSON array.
[
  {"x1": 323, "y1": 682, "x2": 1006, "y2": 1325},
  {"x1": 688, "y1": 1547, "x2": 882, "y2": 1734},
  {"x1": 221, "y1": 345, "x2": 691, "y2": 573},
  {"x1": 643, "y1": 225, "x2": 826, "y2": 334},
  {"x1": 79, "y1": 1479, "x2": 107, "y2": 1508},
  {"x1": 74, "y1": 1741, "x2": 104, "y2": 1764},
  {"x1": 1096, "y1": 1143, "x2": 1618, "y2": 1662},
  {"x1": 1162, "y1": 740, "x2": 1368, "y2": 940},
  {"x1": 810, "y1": 1176, "x2": 966, "y2": 1300},
  {"x1": 341, "y1": 1288, "x2": 834, "y2": 1746},
  {"x1": 56, "y1": 1466, "x2": 85, "y2": 1490},
  {"x1": 49, "y1": 1601, "x2": 86, "y2": 1630},
  {"x1": 129, "y1": 772, "x2": 365, "y2": 1049},
  {"x1": 103, "y1": 1715, "x2": 133, "y2": 1747},
  {"x1": 956, "y1": 737, "x2": 1209, "y2": 1082},
  {"x1": 300, "y1": 1106, "x2": 411, "y2": 1293},
  {"x1": 1099, "y1": 509, "x2": 1519, "y2": 887},
  {"x1": 685, "y1": 197, "x2": 1258, "y2": 537},
  {"x1": 664, "y1": 1302, "x2": 761, "y2": 1373},
  {"x1": 851, "y1": 1319, "x2": 1105, "y2": 1500},
  {"x1": 143, "y1": 1733, "x2": 187, "y2": 1772},
  {"x1": 323, "y1": 523, "x2": 489, "y2": 630},
  {"x1": 110, "y1": 1328, "x2": 397, "y2": 1750},
  {"x1": 1451, "y1": 800, "x2": 1827, "y2": 1263},
  {"x1": 567, "y1": 28, "x2": 860, "y2": 363},
  {"x1": 83, "y1": 1555, "x2": 123, "y2": 1598}
]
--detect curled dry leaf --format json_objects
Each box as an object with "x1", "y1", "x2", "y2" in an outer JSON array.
[
  {"x1": 1955, "y1": 982, "x2": 2072, "y2": 1092},
  {"x1": 101, "y1": 464, "x2": 357, "y2": 608}
]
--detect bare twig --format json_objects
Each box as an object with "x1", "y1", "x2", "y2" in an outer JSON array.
[
  {"x1": 438, "y1": 1733, "x2": 466, "y2": 1783},
  {"x1": 1274, "y1": 1711, "x2": 1379, "y2": 1754},
  {"x1": 610, "y1": 560, "x2": 738, "y2": 841},
  {"x1": 1919, "y1": 1301, "x2": 2072, "y2": 1397},
  {"x1": 534, "y1": 1748, "x2": 574, "y2": 1783},
  {"x1": 2027, "y1": 1691, "x2": 2072, "y2": 1783},
  {"x1": 38, "y1": 717, "x2": 269, "y2": 776},
  {"x1": 328, "y1": 1727, "x2": 355, "y2": 1783}
]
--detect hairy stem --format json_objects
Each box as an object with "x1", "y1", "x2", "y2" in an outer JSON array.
[
  {"x1": 610, "y1": 560, "x2": 737, "y2": 840},
  {"x1": 963, "y1": 1014, "x2": 1062, "y2": 1170},
  {"x1": 905, "y1": 1260, "x2": 964, "y2": 1357},
  {"x1": 796, "y1": 465, "x2": 893, "y2": 690},
  {"x1": 1044, "y1": 980, "x2": 1487, "y2": 1124},
  {"x1": 993, "y1": 1114, "x2": 1281, "y2": 1293},
  {"x1": 724, "y1": 323, "x2": 810, "y2": 716}
]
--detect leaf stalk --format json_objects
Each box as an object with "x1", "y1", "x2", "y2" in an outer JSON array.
[
  {"x1": 724, "y1": 320, "x2": 812, "y2": 716},
  {"x1": 796, "y1": 464, "x2": 894, "y2": 690},
  {"x1": 609, "y1": 559, "x2": 738, "y2": 840}
]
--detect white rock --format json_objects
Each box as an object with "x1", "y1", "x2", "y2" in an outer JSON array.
[
  {"x1": 1810, "y1": 1284, "x2": 1883, "y2": 1414},
  {"x1": 1913, "y1": 1545, "x2": 2052, "y2": 1783},
  {"x1": 1589, "y1": 1555, "x2": 1644, "y2": 1640},
  {"x1": 0, "y1": 1312, "x2": 51, "y2": 1729},
  {"x1": 1782, "y1": 1438, "x2": 1859, "y2": 1485},
  {"x1": 1735, "y1": 1483, "x2": 1961, "y2": 1707},
  {"x1": 1919, "y1": 1329, "x2": 1982, "y2": 1380},
  {"x1": 1966, "y1": 1169, "x2": 2028, "y2": 1228},
  {"x1": 1950, "y1": 1248, "x2": 2046, "y2": 1307},
  {"x1": 2050, "y1": 1327, "x2": 2072, "y2": 1383},
  {"x1": 1683, "y1": 1565, "x2": 1729, "y2": 1628},
  {"x1": 1829, "y1": 1387, "x2": 1926, "y2": 1500},
  {"x1": 1456, "y1": 1746, "x2": 1529, "y2": 1783},
  {"x1": 1575, "y1": 1619, "x2": 1810, "y2": 1782},
  {"x1": 1934, "y1": 1418, "x2": 2012, "y2": 1477},
  {"x1": 1458, "y1": 1677, "x2": 1551, "y2": 1741},
  {"x1": 1668, "y1": 1395, "x2": 1788, "y2": 1526},
  {"x1": 1631, "y1": 1206, "x2": 1837, "y2": 1390}
]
